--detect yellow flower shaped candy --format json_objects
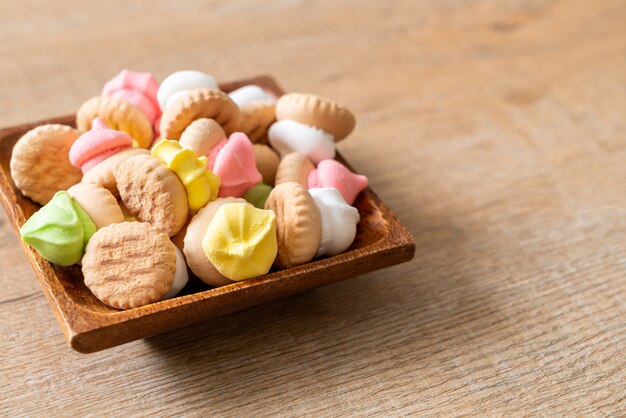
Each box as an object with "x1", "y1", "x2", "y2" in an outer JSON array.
[
  {"x1": 152, "y1": 139, "x2": 220, "y2": 210},
  {"x1": 202, "y1": 203, "x2": 277, "y2": 281}
]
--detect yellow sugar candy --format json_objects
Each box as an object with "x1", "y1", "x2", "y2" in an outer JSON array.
[
  {"x1": 202, "y1": 203, "x2": 277, "y2": 281},
  {"x1": 152, "y1": 139, "x2": 220, "y2": 210}
]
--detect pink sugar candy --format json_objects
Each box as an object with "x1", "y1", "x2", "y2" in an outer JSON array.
[
  {"x1": 110, "y1": 89, "x2": 158, "y2": 124},
  {"x1": 206, "y1": 138, "x2": 228, "y2": 171},
  {"x1": 154, "y1": 115, "x2": 161, "y2": 138},
  {"x1": 308, "y1": 159, "x2": 368, "y2": 205},
  {"x1": 212, "y1": 133, "x2": 262, "y2": 197},
  {"x1": 102, "y1": 69, "x2": 161, "y2": 125},
  {"x1": 78, "y1": 146, "x2": 126, "y2": 172},
  {"x1": 69, "y1": 118, "x2": 133, "y2": 173}
]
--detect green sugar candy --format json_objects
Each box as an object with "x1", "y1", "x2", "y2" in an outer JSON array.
[
  {"x1": 20, "y1": 191, "x2": 96, "y2": 266},
  {"x1": 244, "y1": 183, "x2": 273, "y2": 209}
]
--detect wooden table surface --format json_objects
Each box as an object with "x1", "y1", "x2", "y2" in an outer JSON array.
[{"x1": 1, "y1": 0, "x2": 624, "y2": 415}]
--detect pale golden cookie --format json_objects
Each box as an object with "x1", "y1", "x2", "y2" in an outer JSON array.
[
  {"x1": 275, "y1": 93, "x2": 355, "y2": 141},
  {"x1": 82, "y1": 222, "x2": 175, "y2": 310},
  {"x1": 67, "y1": 183, "x2": 124, "y2": 229},
  {"x1": 184, "y1": 197, "x2": 248, "y2": 287},
  {"x1": 264, "y1": 182, "x2": 321, "y2": 268},
  {"x1": 76, "y1": 96, "x2": 154, "y2": 148},
  {"x1": 171, "y1": 218, "x2": 189, "y2": 252},
  {"x1": 274, "y1": 153, "x2": 315, "y2": 187},
  {"x1": 239, "y1": 101, "x2": 276, "y2": 144},
  {"x1": 179, "y1": 118, "x2": 226, "y2": 157},
  {"x1": 81, "y1": 148, "x2": 149, "y2": 198},
  {"x1": 159, "y1": 88, "x2": 239, "y2": 140},
  {"x1": 10, "y1": 124, "x2": 82, "y2": 205},
  {"x1": 253, "y1": 144, "x2": 280, "y2": 186},
  {"x1": 116, "y1": 154, "x2": 189, "y2": 237},
  {"x1": 118, "y1": 199, "x2": 137, "y2": 222}
]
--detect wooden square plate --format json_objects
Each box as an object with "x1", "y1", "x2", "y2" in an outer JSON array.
[{"x1": 0, "y1": 76, "x2": 415, "y2": 353}]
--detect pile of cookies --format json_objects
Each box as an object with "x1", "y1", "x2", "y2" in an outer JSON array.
[{"x1": 11, "y1": 69, "x2": 368, "y2": 310}]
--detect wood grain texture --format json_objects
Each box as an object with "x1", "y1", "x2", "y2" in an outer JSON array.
[{"x1": 0, "y1": 0, "x2": 625, "y2": 415}]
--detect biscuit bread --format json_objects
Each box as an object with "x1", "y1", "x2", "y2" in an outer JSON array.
[
  {"x1": 275, "y1": 93, "x2": 355, "y2": 141},
  {"x1": 10, "y1": 124, "x2": 82, "y2": 205},
  {"x1": 116, "y1": 154, "x2": 189, "y2": 236},
  {"x1": 159, "y1": 88, "x2": 239, "y2": 140},
  {"x1": 76, "y1": 96, "x2": 154, "y2": 148},
  {"x1": 82, "y1": 222, "x2": 176, "y2": 309},
  {"x1": 264, "y1": 182, "x2": 321, "y2": 268}
]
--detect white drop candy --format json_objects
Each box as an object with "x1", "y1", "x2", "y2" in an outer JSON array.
[
  {"x1": 309, "y1": 187, "x2": 360, "y2": 257},
  {"x1": 162, "y1": 244, "x2": 189, "y2": 300},
  {"x1": 228, "y1": 85, "x2": 276, "y2": 107},
  {"x1": 157, "y1": 70, "x2": 218, "y2": 111},
  {"x1": 268, "y1": 119, "x2": 335, "y2": 165}
]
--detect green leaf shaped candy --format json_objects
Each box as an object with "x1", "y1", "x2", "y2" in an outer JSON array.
[{"x1": 20, "y1": 191, "x2": 96, "y2": 266}]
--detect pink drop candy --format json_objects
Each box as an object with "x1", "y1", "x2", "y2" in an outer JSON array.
[
  {"x1": 102, "y1": 69, "x2": 161, "y2": 125},
  {"x1": 206, "y1": 138, "x2": 228, "y2": 171},
  {"x1": 212, "y1": 133, "x2": 262, "y2": 198},
  {"x1": 154, "y1": 115, "x2": 161, "y2": 138},
  {"x1": 110, "y1": 89, "x2": 158, "y2": 124},
  {"x1": 308, "y1": 159, "x2": 368, "y2": 205},
  {"x1": 69, "y1": 118, "x2": 133, "y2": 173}
]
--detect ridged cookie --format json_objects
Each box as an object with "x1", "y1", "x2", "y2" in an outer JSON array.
[
  {"x1": 275, "y1": 93, "x2": 355, "y2": 141},
  {"x1": 159, "y1": 88, "x2": 239, "y2": 140},
  {"x1": 116, "y1": 154, "x2": 189, "y2": 237},
  {"x1": 82, "y1": 222, "x2": 175, "y2": 310},
  {"x1": 10, "y1": 124, "x2": 82, "y2": 205},
  {"x1": 118, "y1": 199, "x2": 136, "y2": 222},
  {"x1": 183, "y1": 197, "x2": 248, "y2": 287},
  {"x1": 67, "y1": 182, "x2": 124, "y2": 229},
  {"x1": 179, "y1": 118, "x2": 226, "y2": 157},
  {"x1": 81, "y1": 148, "x2": 149, "y2": 198},
  {"x1": 264, "y1": 182, "x2": 321, "y2": 268},
  {"x1": 76, "y1": 96, "x2": 154, "y2": 148},
  {"x1": 274, "y1": 153, "x2": 315, "y2": 187},
  {"x1": 239, "y1": 101, "x2": 275, "y2": 144}
]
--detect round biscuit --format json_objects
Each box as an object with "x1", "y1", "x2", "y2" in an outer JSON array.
[
  {"x1": 239, "y1": 101, "x2": 276, "y2": 144},
  {"x1": 159, "y1": 88, "x2": 239, "y2": 140},
  {"x1": 116, "y1": 154, "x2": 189, "y2": 237},
  {"x1": 76, "y1": 96, "x2": 154, "y2": 148},
  {"x1": 67, "y1": 182, "x2": 124, "y2": 229},
  {"x1": 274, "y1": 153, "x2": 315, "y2": 187},
  {"x1": 253, "y1": 144, "x2": 280, "y2": 186},
  {"x1": 179, "y1": 118, "x2": 226, "y2": 157},
  {"x1": 82, "y1": 222, "x2": 175, "y2": 309},
  {"x1": 81, "y1": 148, "x2": 149, "y2": 198},
  {"x1": 10, "y1": 124, "x2": 82, "y2": 205},
  {"x1": 275, "y1": 93, "x2": 355, "y2": 141},
  {"x1": 264, "y1": 182, "x2": 321, "y2": 268}
]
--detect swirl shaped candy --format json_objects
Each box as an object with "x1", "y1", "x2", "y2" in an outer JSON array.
[
  {"x1": 201, "y1": 203, "x2": 277, "y2": 281},
  {"x1": 20, "y1": 191, "x2": 97, "y2": 266},
  {"x1": 268, "y1": 119, "x2": 335, "y2": 164},
  {"x1": 228, "y1": 85, "x2": 276, "y2": 107},
  {"x1": 151, "y1": 139, "x2": 220, "y2": 211},
  {"x1": 309, "y1": 188, "x2": 360, "y2": 257}
]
